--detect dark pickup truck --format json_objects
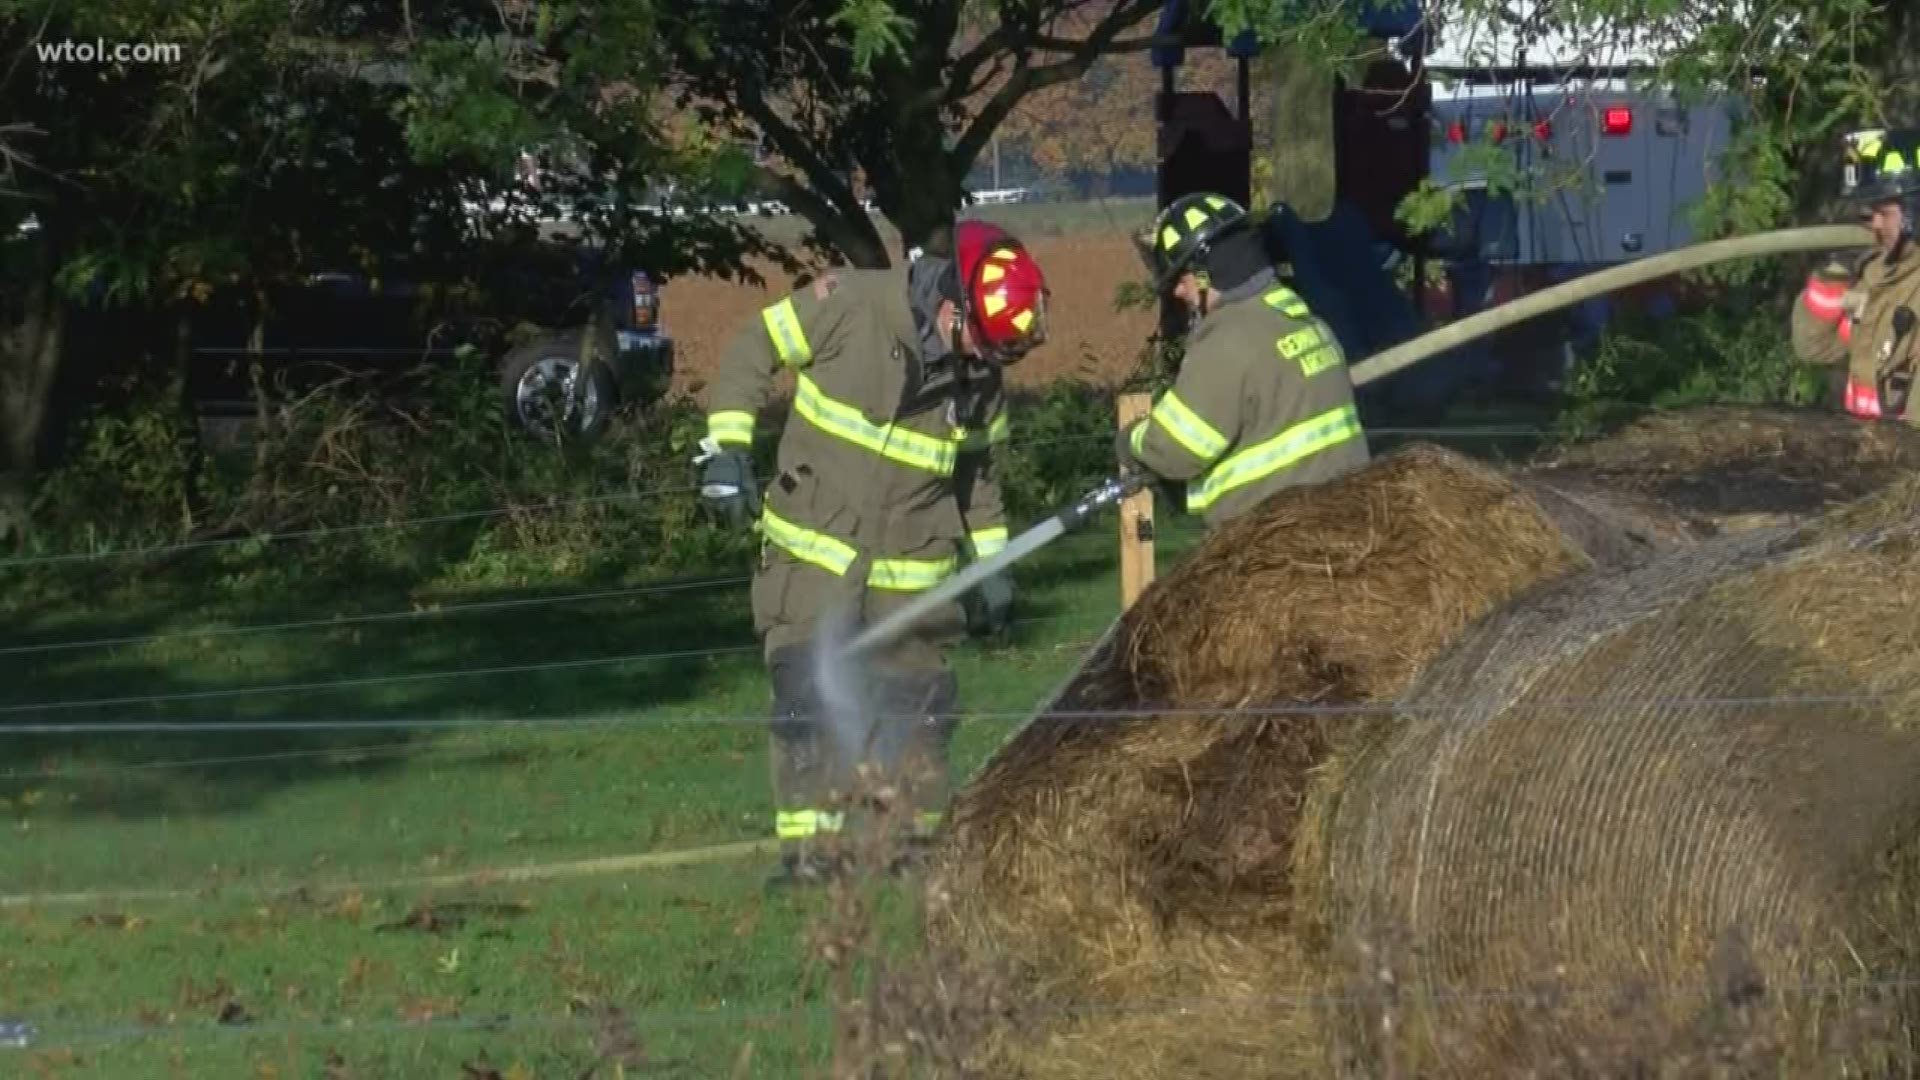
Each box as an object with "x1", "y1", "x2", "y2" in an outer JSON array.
[{"x1": 178, "y1": 239, "x2": 674, "y2": 444}]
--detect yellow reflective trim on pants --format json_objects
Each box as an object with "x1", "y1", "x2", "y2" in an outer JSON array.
[
  {"x1": 707, "y1": 410, "x2": 756, "y2": 447},
  {"x1": 869, "y1": 553, "x2": 957, "y2": 591},
  {"x1": 759, "y1": 507, "x2": 858, "y2": 577},
  {"x1": 1149, "y1": 390, "x2": 1230, "y2": 463},
  {"x1": 1263, "y1": 287, "x2": 1311, "y2": 319},
  {"x1": 776, "y1": 809, "x2": 845, "y2": 840},
  {"x1": 794, "y1": 376, "x2": 958, "y2": 476},
  {"x1": 761, "y1": 298, "x2": 812, "y2": 367},
  {"x1": 969, "y1": 526, "x2": 1009, "y2": 558},
  {"x1": 1188, "y1": 405, "x2": 1364, "y2": 513}
]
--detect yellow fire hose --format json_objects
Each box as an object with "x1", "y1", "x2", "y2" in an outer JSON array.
[
  {"x1": 848, "y1": 224, "x2": 1877, "y2": 667},
  {"x1": 1349, "y1": 223, "x2": 1875, "y2": 388},
  {"x1": 996, "y1": 222, "x2": 1879, "y2": 736}
]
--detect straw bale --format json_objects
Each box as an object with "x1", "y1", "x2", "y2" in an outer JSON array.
[
  {"x1": 1304, "y1": 474, "x2": 1920, "y2": 1076},
  {"x1": 925, "y1": 443, "x2": 1657, "y2": 1077},
  {"x1": 1522, "y1": 403, "x2": 1920, "y2": 535}
]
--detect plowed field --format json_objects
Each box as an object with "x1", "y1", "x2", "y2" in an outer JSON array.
[{"x1": 659, "y1": 202, "x2": 1158, "y2": 403}]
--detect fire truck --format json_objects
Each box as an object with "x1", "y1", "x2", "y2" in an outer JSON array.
[{"x1": 1147, "y1": 0, "x2": 1738, "y2": 419}]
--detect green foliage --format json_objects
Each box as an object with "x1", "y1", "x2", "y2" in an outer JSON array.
[
  {"x1": 20, "y1": 354, "x2": 1127, "y2": 589},
  {"x1": 997, "y1": 381, "x2": 1121, "y2": 522},
  {"x1": 1555, "y1": 291, "x2": 1830, "y2": 442},
  {"x1": 829, "y1": 0, "x2": 920, "y2": 74},
  {"x1": 30, "y1": 372, "x2": 212, "y2": 550}
]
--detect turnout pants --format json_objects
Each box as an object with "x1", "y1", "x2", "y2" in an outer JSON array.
[{"x1": 752, "y1": 545, "x2": 967, "y2": 856}]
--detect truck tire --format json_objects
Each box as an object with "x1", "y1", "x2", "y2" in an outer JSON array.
[{"x1": 500, "y1": 325, "x2": 619, "y2": 445}]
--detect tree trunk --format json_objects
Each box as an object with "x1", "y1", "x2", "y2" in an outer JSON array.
[
  {"x1": 0, "y1": 259, "x2": 67, "y2": 544},
  {"x1": 1259, "y1": 46, "x2": 1336, "y2": 221},
  {"x1": 175, "y1": 310, "x2": 208, "y2": 531},
  {"x1": 246, "y1": 292, "x2": 274, "y2": 490},
  {"x1": 885, "y1": 166, "x2": 965, "y2": 262}
]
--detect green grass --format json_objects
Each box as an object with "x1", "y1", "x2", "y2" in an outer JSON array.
[{"x1": 0, "y1": 513, "x2": 1205, "y2": 1076}]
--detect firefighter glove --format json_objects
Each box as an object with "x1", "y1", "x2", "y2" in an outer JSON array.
[
  {"x1": 964, "y1": 572, "x2": 1015, "y2": 636},
  {"x1": 1802, "y1": 269, "x2": 1850, "y2": 325},
  {"x1": 696, "y1": 440, "x2": 760, "y2": 527}
]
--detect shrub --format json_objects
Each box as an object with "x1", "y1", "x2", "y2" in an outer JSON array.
[{"x1": 1554, "y1": 285, "x2": 1829, "y2": 443}]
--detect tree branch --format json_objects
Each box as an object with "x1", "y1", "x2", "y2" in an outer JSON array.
[
  {"x1": 1027, "y1": 32, "x2": 1164, "y2": 53},
  {"x1": 759, "y1": 168, "x2": 886, "y2": 266},
  {"x1": 734, "y1": 80, "x2": 860, "y2": 216},
  {"x1": 949, "y1": 0, "x2": 1161, "y2": 172}
]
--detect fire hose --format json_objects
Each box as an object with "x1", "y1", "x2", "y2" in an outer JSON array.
[{"x1": 840, "y1": 223, "x2": 1874, "y2": 663}]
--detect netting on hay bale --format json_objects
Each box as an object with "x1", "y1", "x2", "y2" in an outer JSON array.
[
  {"x1": 925, "y1": 443, "x2": 1663, "y2": 1078},
  {"x1": 1305, "y1": 474, "x2": 1920, "y2": 1076},
  {"x1": 924, "y1": 412, "x2": 1920, "y2": 1078},
  {"x1": 1519, "y1": 403, "x2": 1920, "y2": 537}
]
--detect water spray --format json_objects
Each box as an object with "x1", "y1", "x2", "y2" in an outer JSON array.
[{"x1": 811, "y1": 602, "x2": 878, "y2": 771}]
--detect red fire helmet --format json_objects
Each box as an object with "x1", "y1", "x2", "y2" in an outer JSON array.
[{"x1": 954, "y1": 220, "x2": 1049, "y2": 362}]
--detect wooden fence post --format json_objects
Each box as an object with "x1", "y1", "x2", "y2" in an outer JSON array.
[{"x1": 1117, "y1": 392, "x2": 1156, "y2": 610}]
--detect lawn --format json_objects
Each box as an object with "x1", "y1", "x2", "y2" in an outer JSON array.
[
  {"x1": 0, "y1": 508, "x2": 1206, "y2": 1077},
  {"x1": 0, "y1": 398, "x2": 1557, "y2": 1077}
]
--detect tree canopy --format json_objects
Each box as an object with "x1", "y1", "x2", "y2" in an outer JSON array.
[{"x1": 660, "y1": 0, "x2": 1167, "y2": 266}]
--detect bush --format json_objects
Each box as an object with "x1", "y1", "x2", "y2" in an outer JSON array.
[
  {"x1": 999, "y1": 380, "x2": 1123, "y2": 523},
  {"x1": 20, "y1": 346, "x2": 1138, "y2": 594},
  {"x1": 1554, "y1": 287, "x2": 1830, "y2": 443},
  {"x1": 28, "y1": 367, "x2": 220, "y2": 553},
  {"x1": 14, "y1": 347, "x2": 759, "y2": 594}
]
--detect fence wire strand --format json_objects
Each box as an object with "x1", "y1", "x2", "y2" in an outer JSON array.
[
  {"x1": 0, "y1": 575, "x2": 755, "y2": 658},
  {"x1": 0, "y1": 690, "x2": 1908, "y2": 736},
  {"x1": 13, "y1": 971, "x2": 1920, "y2": 1056},
  {"x1": 0, "y1": 424, "x2": 1548, "y2": 570}
]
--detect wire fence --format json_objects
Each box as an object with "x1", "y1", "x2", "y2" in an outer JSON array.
[
  {"x1": 7, "y1": 962, "x2": 1920, "y2": 1061},
  {"x1": 0, "y1": 423, "x2": 1552, "y2": 570},
  {"x1": 12, "y1": 412, "x2": 1886, "y2": 1068}
]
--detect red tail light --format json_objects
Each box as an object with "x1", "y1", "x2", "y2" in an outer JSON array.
[
  {"x1": 1446, "y1": 121, "x2": 1466, "y2": 144},
  {"x1": 1601, "y1": 107, "x2": 1632, "y2": 136},
  {"x1": 632, "y1": 271, "x2": 657, "y2": 331},
  {"x1": 1488, "y1": 120, "x2": 1508, "y2": 143},
  {"x1": 1533, "y1": 119, "x2": 1553, "y2": 141}
]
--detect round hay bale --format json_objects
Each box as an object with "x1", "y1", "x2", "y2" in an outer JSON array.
[
  {"x1": 926, "y1": 443, "x2": 1658, "y2": 1078},
  {"x1": 1304, "y1": 476, "x2": 1920, "y2": 1076},
  {"x1": 1523, "y1": 403, "x2": 1920, "y2": 535}
]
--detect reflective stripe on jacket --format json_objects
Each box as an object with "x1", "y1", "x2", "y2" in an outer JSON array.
[
  {"x1": 1791, "y1": 246, "x2": 1920, "y2": 425},
  {"x1": 704, "y1": 269, "x2": 1009, "y2": 591},
  {"x1": 1129, "y1": 284, "x2": 1371, "y2": 526}
]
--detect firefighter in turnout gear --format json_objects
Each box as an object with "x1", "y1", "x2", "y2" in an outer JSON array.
[
  {"x1": 698, "y1": 221, "x2": 1049, "y2": 888},
  {"x1": 1116, "y1": 193, "x2": 1370, "y2": 527},
  {"x1": 1793, "y1": 127, "x2": 1920, "y2": 424}
]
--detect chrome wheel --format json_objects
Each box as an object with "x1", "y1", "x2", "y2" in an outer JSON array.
[{"x1": 513, "y1": 355, "x2": 602, "y2": 438}]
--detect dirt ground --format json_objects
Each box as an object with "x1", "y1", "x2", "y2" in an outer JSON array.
[{"x1": 659, "y1": 225, "x2": 1157, "y2": 403}]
